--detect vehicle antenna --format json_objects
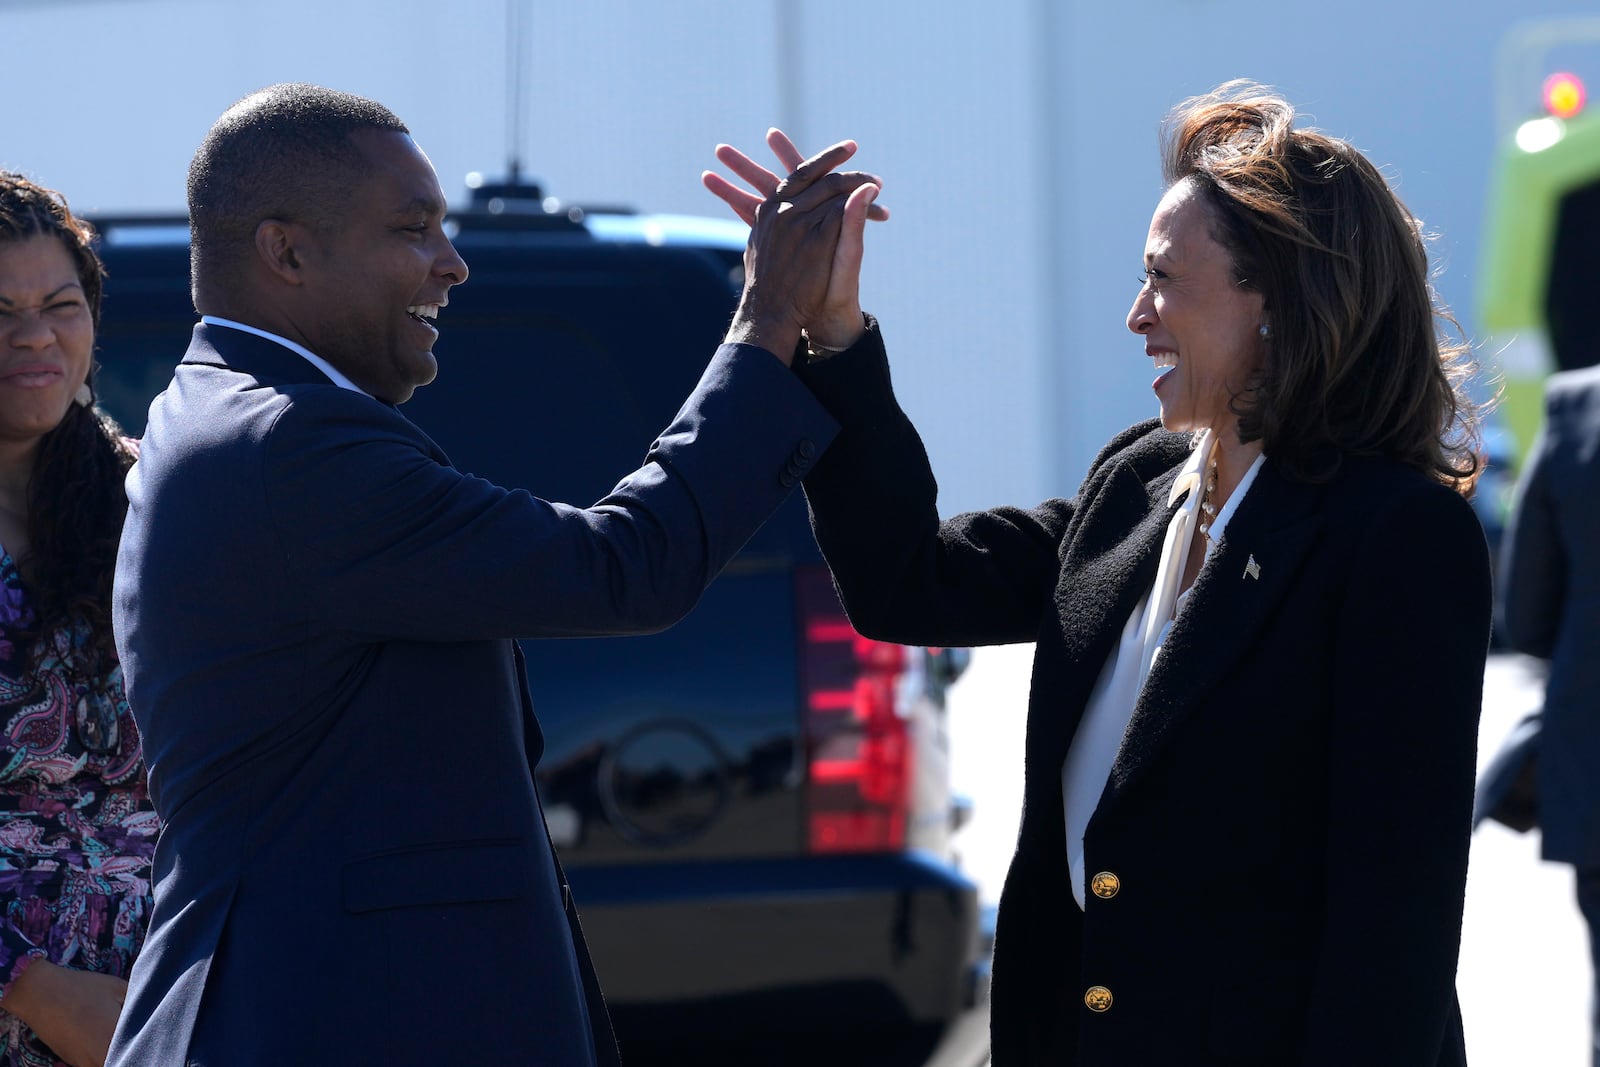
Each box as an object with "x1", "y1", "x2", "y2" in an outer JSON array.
[{"x1": 506, "y1": 0, "x2": 530, "y2": 184}]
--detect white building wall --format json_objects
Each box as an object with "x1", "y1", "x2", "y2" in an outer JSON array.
[
  {"x1": 1, "y1": 0, "x2": 1594, "y2": 513},
  {"x1": 1039, "y1": 0, "x2": 1599, "y2": 494}
]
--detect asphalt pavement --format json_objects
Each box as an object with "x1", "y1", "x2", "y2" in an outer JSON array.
[{"x1": 942, "y1": 647, "x2": 1589, "y2": 1067}]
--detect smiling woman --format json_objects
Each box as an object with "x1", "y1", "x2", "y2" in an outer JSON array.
[
  {"x1": 709, "y1": 81, "x2": 1494, "y2": 1065},
  {"x1": 0, "y1": 173, "x2": 151, "y2": 1067},
  {"x1": 1128, "y1": 180, "x2": 1267, "y2": 443}
]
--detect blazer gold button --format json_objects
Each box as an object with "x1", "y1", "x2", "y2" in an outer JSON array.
[
  {"x1": 1091, "y1": 871, "x2": 1120, "y2": 899},
  {"x1": 1084, "y1": 985, "x2": 1113, "y2": 1012}
]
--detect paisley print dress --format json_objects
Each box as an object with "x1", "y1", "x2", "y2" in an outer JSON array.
[{"x1": 0, "y1": 550, "x2": 156, "y2": 1066}]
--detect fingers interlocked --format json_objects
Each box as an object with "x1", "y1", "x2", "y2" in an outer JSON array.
[{"x1": 704, "y1": 131, "x2": 888, "y2": 227}]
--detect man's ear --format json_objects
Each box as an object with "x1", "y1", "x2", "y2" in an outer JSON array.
[{"x1": 254, "y1": 219, "x2": 308, "y2": 285}]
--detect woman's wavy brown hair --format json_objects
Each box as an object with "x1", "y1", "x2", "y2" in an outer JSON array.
[
  {"x1": 0, "y1": 172, "x2": 137, "y2": 672},
  {"x1": 1162, "y1": 81, "x2": 1480, "y2": 493}
]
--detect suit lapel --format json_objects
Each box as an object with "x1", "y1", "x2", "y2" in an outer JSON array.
[
  {"x1": 1100, "y1": 460, "x2": 1325, "y2": 808},
  {"x1": 1031, "y1": 458, "x2": 1183, "y2": 768}
]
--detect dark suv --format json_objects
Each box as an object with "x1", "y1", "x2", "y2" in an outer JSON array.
[{"x1": 90, "y1": 184, "x2": 986, "y2": 1066}]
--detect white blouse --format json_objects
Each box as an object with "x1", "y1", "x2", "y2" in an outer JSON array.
[{"x1": 1060, "y1": 430, "x2": 1266, "y2": 910}]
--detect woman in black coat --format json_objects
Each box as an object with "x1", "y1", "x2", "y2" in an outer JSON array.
[{"x1": 707, "y1": 81, "x2": 1491, "y2": 1066}]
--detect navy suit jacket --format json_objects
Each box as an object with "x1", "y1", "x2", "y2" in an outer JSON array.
[
  {"x1": 1501, "y1": 364, "x2": 1600, "y2": 867},
  {"x1": 109, "y1": 324, "x2": 837, "y2": 1066}
]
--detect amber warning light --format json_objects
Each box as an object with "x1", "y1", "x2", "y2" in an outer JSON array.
[{"x1": 1544, "y1": 72, "x2": 1587, "y2": 119}]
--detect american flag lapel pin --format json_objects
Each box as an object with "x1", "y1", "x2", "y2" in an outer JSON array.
[{"x1": 1244, "y1": 555, "x2": 1261, "y2": 581}]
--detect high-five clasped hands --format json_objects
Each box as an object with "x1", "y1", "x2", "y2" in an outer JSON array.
[{"x1": 706, "y1": 129, "x2": 887, "y2": 362}]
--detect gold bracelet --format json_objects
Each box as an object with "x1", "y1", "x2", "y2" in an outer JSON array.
[{"x1": 802, "y1": 332, "x2": 849, "y2": 363}]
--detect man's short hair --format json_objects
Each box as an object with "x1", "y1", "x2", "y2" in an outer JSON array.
[{"x1": 187, "y1": 83, "x2": 409, "y2": 291}]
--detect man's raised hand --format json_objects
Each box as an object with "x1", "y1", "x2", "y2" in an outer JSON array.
[{"x1": 707, "y1": 130, "x2": 886, "y2": 362}]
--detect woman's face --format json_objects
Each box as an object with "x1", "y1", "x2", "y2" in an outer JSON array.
[
  {"x1": 1126, "y1": 180, "x2": 1265, "y2": 436},
  {"x1": 0, "y1": 235, "x2": 93, "y2": 449}
]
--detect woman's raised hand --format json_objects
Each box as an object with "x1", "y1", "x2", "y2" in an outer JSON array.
[{"x1": 706, "y1": 129, "x2": 887, "y2": 359}]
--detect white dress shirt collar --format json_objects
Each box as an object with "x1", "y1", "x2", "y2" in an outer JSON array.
[
  {"x1": 1205, "y1": 446, "x2": 1265, "y2": 549},
  {"x1": 1167, "y1": 430, "x2": 1214, "y2": 507},
  {"x1": 1166, "y1": 428, "x2": 1266, "y2": 556},
  {"x1": 200, "y1": 315, "x2": 371, "y2": 398}
]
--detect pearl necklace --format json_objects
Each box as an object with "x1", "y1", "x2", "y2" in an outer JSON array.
[{"x1": 1197, "y1": 450, "x2": 1219, "y2": 541}]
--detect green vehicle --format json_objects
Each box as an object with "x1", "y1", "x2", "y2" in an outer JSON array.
[{"x1": 1480, "y1": 21, "x2": 1600, "y2": 460}]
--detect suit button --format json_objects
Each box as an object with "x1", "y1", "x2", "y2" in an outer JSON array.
[
  {"x1": 1084, "y1": 985, "x2": 1113, "y2": 1012},
  {"x1": 1090, "y1": 871, "x2": 1120, "y2": 899},
  {"x1": 779, "y1": 472, "x2": 797, "y2": 488},
  {"x1": 798, "y1": 438, "x2": 817, "y2": 459}
]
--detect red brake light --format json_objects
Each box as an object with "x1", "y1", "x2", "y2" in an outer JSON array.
[{"x1": 795, "y1": 564, "x2": 912, "y2": 853}]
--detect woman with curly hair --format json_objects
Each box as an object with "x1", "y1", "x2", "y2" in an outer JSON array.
[
  {"x1": 708, "y1": 81, "x2": 1490, "y2": 1065},
  {"x1": 0, "y1": 173, "x2": 151, "y2": 1067}
]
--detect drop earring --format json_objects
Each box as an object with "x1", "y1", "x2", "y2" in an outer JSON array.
[{"x1": 1258, "y1": 323, "x2": 1271, "y2": 340}]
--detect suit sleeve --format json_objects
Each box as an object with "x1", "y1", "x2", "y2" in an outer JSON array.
[
  {"x1": 260, "y1": 342, "x2": 838, "y2": 642},
  {"x1": 1499, "y1": 400, "x2": 1566, "y2": 658},
  {"x1": 793, "y1": 320, "x2": 1071, "y2": 648},
  {"x1": 1304, "y1": 483, "x2": 1491, "y2": 1065}
]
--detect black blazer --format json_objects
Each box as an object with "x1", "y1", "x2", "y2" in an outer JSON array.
[
  {"x1": 109, "y1": 325, "x2": 837, "y2": 1067},
  {"x1": 1500, "y1": 364, "x2": 1600, "y2": 868},
  {"x1": 795, "y1": 323, "x2": 1490, "y2": 1066}
]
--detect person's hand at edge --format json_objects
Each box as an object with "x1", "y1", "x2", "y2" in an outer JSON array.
[
  {"x1": 0, "y1": 959, "x2": 127, "y2": 1067},
  {"x1": 706, "y1": 129, "x2": 885, "y2": 361}
]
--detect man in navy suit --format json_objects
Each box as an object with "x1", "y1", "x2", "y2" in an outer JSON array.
[
  {"x1": 109, "y1": 84, "x2": 880, "y2": 1066},
  {"x1": 1500, "y1": 363, "x2": 1600, "y2": 1067}
]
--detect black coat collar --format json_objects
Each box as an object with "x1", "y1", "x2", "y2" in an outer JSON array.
[
  {"x1": 1103, "y1": 459, "x2": 1326, "y2": 808},
  {"x1": 1026, "y1": 447, "x2": 1183, "y2": 776},
  {"x1": 1026, "y1": 438, "x2": 1328, "y2": 814}
]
